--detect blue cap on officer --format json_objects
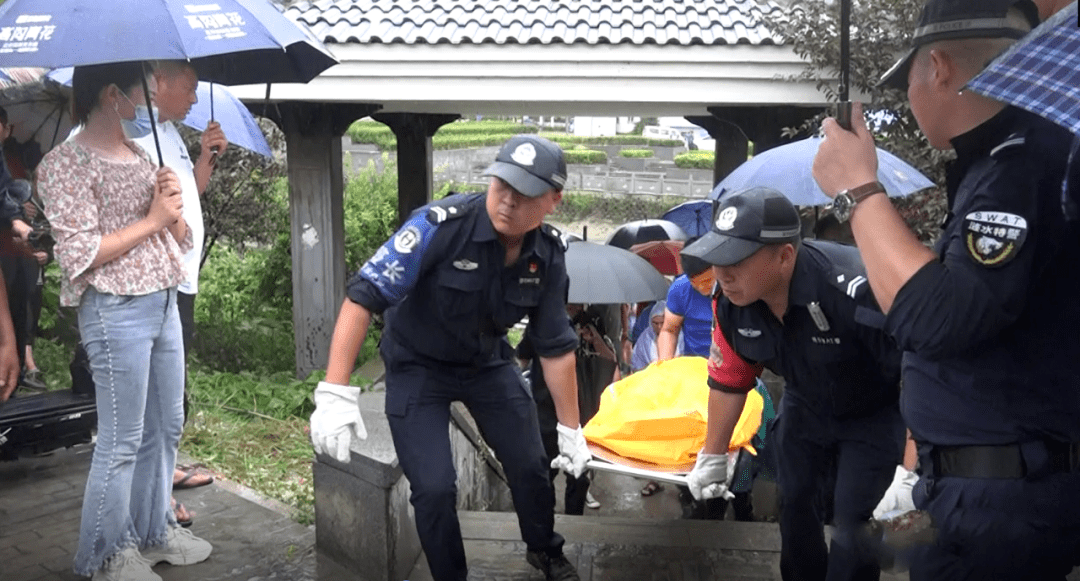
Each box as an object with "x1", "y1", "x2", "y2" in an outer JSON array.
[
  {"x1": 878, "y1": 0, "x2": 1038, "y2": 90},
  {"x1": 482, "y1": 134, "x2": 568, "y2": 198},
  {"x1": 681, "y1": 187, "x2": 801, "y2": 267}
]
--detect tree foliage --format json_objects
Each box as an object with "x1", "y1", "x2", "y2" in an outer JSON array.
[
  {"x1": 768, "y1": 0, "x2": 951, "y2": 243},
  {"x1": 176, "y1": 118, "x2": 289, "y2": 270}
]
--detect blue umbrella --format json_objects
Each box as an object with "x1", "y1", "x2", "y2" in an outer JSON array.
[
  {"x1": 661, "y1": 200, "x2": 714, "y2": 238},
  {"x1": 0, "y1": 0, "x2": 336, "y2": 85},
  {"x1": 48, "y1": 68, "x2": 272, "y2": 158},
  {"x1": 966, "y1": 2, "x2": 1080, "y2": 136},
  {"x1": 709, "y1": 137, "x2": 934, "y2": 206}
]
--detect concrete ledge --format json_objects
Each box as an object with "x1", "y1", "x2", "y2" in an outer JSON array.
[{"x1": 313, "y1": 391, "x2": 514, "y2": 581}]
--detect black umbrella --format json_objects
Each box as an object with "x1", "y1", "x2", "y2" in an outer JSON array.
[
  {"x1": 565, "y1": 242, "x2": 670, "y2": 304},
  {"x1": 604, "y1": 219, "x2": 688, "y2": 250}
]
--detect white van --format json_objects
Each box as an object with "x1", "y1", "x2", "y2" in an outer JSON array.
[{"x1": 642, "y1": 125, "x2": 686, "y2": 144}]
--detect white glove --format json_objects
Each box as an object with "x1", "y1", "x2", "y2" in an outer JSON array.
[
  {"x1": 687, "y1": 451, "x2": 734, "y2": 501},
  {"x1": 550, "y1": 423, "x2": 590, "y2": 478},
  {"x1": 310, "y1": 381, "x2": 367, "y2": 463}
]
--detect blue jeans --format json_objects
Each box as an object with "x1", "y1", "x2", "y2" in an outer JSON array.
[{"x1": 73, "y1": 288, "x2": 185, "y2": 576}]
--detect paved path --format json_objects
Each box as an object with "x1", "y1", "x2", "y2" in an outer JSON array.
[
  {"x1": 0, "y1": 444, "x2": 350, "y2": 581},
  {"x1": 5, "y1": 441, "x2": 1074, "y2": 581}
]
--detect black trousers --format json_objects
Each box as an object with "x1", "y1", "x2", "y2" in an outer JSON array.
[
  {"x1": 383, "y1": 350, "x2": 563, "y2": 581},
  {"x1": 0, "y1": 249, "x2": 36, "y2": 371},
  {"x1": 177, "y1": 291, "x2": 195, "y2": 424}
]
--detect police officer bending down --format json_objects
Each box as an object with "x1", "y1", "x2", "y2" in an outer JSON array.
[
  {"x1": 814, "y1": 0, "x2": 1080, "y2": 578},
  {"x1": 310, "y1": 135, "x2": 588, "y2": 581},
  {"x1": 682, "y1": 187, "x2": 905, "y2": 581}
]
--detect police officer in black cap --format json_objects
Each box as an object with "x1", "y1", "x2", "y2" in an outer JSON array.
[
  {"x1": 682, "y1": 187, "x2": 905, "y2": 581},
  {"x1": 310, "y1": 134, "x2": 587, "y2": 581},
  {"x1": 814, "y1": 0, "x2": 1080, "y2": 578}
]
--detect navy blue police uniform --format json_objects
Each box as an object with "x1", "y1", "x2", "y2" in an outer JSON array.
[
  {"x1": 884, "y1": 108, "x2": 1080, "y2": 580},
  {"x1": 711, "y1": 240, "x2": 905, "y2": 581},
  {"x1": 346, "y1": 192, "x2": 579, "y2": 581}
]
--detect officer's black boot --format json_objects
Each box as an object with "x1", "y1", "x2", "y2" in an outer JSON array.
[{"x1": 526, "y1": 550, "x2": 580, "y2": 581}]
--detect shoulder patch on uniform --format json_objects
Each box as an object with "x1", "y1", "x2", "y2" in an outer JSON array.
[
  {"x1": 541, "y1": 223, "x2": 571, "y2": 250},
  {"x1": 963, "y1": 210, "x2": 1027, "y2": 267},
  {"x1": 830, "y1": 271, "x2": 869, "y2": 299},
  {"x1": 426, "y1": 194, "x2": 472, "y2": 225},
  {"x1": 990, "y1": 135, "x2": 1025, "y2": 159}
]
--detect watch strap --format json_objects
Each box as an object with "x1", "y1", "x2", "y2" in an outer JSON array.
[{"x1": 845, "y1": 180, "x2": 886, "y2": 203}]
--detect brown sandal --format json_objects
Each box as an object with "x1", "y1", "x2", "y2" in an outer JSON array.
[
  {"x1": 173, "y1": 464, "x2": 214, "y2": 490},
  {"x1": 171, "y1": 497, "x2": 194, "y2": 528}
]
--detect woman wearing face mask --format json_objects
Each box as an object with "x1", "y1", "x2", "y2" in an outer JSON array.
[{"x1": 36, "y1": 62, "x2": 210, "y2": 581}]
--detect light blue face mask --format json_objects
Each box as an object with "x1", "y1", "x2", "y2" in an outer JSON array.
[{"x1": 118, "y1": 88, "x2": 158, "y2": 139}]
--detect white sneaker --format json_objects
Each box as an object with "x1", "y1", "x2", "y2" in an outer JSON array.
[
  {"x1": 141, "y1": 526, "x2": 213, "y2": 566},
  {"x1": 585, "y1": 491, "x2": 601, "y2": 509},
  {"x1": 92, "y1": 546, "x2": 161, "y2": 581}
]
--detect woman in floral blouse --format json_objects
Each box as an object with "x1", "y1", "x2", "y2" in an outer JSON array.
[{"x1": 36, "y1": 61, "x2": 211, "y2": 581}]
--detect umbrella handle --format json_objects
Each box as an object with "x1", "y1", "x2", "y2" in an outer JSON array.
[
  {"x1": 837, "y1": 101, "x2": 853, "y2": 131},
  {"x1": 208, "y1": 82, "x2": 219, "y2": 165},
  {"x1": 138, "y1": 68, "x2": 163, "y2": 167}
]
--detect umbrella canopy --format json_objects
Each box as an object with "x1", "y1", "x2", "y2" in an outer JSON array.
[
  {"x1": 709, "y1": 137, "x2": 935, "y2": 206},
  {"x1": 0, "y1": 0, "x2": 337, "y2": 85},
  {"x1": 565, "y1": 241, "x2": 670, "y2": 304},
  {"x1": 661, "y1": 200, "x2": 714, "y2": 238},
  {"x1": 629, "y1": 240, "x2": 685, "y2": 277},
  {"x1": 967, "y1": 2, "x2": 1080, "y2": 136},
  {"x1": 48, "y1": 68, "x2": 273, "y2": 158},
  {"x1": 0, "y1": 68, "x2": 70, "y2": 152},
  {"x1": 605, "y1": 219, "x2": 688, "y2": 250}
]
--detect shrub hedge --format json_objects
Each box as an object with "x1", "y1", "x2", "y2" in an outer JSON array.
[
  {"x1": 346, "y1": 120, "x2": 538, "y2": 151},
  {"x1": 564, "y1": 149, "x2": 607, "y2": 164},
  {"x1": 619, "y1": 149, "x2": 654, "y2": 158},
  {"x1": 346, "y1": 120, "x2": 684, "y2": 151},
  {"x1": 674, "y1": 151, "x2": 715, "y2": 169},
  {"x1": 539, "y1": 132, "x2": 683, "y2": 147}
]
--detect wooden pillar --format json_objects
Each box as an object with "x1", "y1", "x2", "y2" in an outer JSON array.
[
  {"x1": 686, "y1": 115, "x2": 749, "y2": 187},
  {"x1": 372, "y1": 113, "x2": 460, "y2": 225},
  {"x1": 269, "y1": 102, "x2": 380, "y2": 378}
]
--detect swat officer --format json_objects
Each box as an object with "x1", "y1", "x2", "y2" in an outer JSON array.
[
  {"x1": 310, "y1": 134, "x2": 588, "y2": 581},
  {"x1": 682, "y1": 187, "x2": 905, "y2": 581},
  {"x1": 813, "y1": 0, "x2": 1080, "y2": 578}
]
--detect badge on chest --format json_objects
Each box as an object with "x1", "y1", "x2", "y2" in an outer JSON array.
[{"x1": 519, "y1": 259, "x2": 542, "y2": 286}]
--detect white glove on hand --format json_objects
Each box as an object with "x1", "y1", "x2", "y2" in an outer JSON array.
[
  {"x1": 550, "y1": 423, "x2": 590, "y2": 478},
  {"x1": 687, "y1": 451, "x2": 734, "y2": 501},
  {"x1": 310, "y1": 381, "x2": 367, "y2": 463}
]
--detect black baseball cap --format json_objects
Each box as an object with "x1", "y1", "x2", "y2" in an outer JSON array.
[
  {"x1": 481, "y1": 134, "x2": 568, "y2": 198},
  {"x1": 681, "y1": 187, "x2": 801, "y2": 267},
  {"x1": 878, "y1": 0, "x2": 1039, "y2": 90}
]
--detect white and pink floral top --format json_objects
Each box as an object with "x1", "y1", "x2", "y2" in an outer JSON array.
[{"x1": 36, "y1": 140, "x2": 192, "y2": 307}]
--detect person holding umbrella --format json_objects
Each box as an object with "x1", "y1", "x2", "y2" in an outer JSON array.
[
  {"x1": 36, "y1": 61, "x2": 211, "y2": 581},
  {"x1": 128, "y1": 60, "x2": 227, "y2": 507},
  {"x1": 813, "y1": 0, "x2": 1080, "y2": 578},
  {"x1": 681, "y1": 187, "x2": 905, "y2": 581},
  {"x1": 310, "y1": 134, "x2": 586, "y2": 581}
]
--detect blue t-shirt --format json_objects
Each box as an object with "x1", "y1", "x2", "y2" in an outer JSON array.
[{"x1": 664, "y1": 275, "x2": 712, "y2": 357}]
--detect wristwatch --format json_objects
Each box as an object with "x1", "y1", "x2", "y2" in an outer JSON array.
[{"x1": 832, "y1": 180, "x2": 886, "y2": 222}]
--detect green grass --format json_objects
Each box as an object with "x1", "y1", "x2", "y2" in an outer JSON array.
[{"x1": 180, "y1": 406, "x2": 317, "y2": 524}]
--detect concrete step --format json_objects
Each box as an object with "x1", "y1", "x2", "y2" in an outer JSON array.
[
  {"x1": 408, "y1": 510, "x2": 785, "y2": 581},
  {"x1": 405, "y1": 511, "x2": 918, "y2": 581}
]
